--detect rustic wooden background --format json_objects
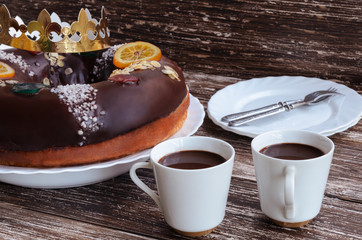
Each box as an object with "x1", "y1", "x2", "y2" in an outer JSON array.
[
  {"x1": 0, "y1": 0, "x2": 361, "y2": 239},
  {"x1": 3, "y1": 0, "x2": 362, "y2": 86}
]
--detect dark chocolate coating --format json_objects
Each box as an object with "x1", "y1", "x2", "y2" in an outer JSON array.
[
  {"x1": 0, "y1": 49, "x2": 187, "y2": 151},
  {"x1": 0, "y1": 49, "x2": 92, "y2": 86}
]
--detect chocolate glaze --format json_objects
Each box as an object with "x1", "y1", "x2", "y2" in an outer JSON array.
[
  {"x1": 0, "y1": 49, "x2": 92, "y2": 86},
  {"x1": 0, "y1": 48, "x2": 188, "y2": 151}
]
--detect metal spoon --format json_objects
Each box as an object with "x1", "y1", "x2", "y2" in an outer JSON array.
[{"x1": 223, "y1": 88, "x2": 343, "y2": 127}]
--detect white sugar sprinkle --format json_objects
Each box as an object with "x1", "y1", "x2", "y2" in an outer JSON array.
[
  {"x1": 92, "y1": 44, "x2": 124, "y2": 81},
  {"x1": 0, "y1": 50, "x2": 34, "y2": 77},
  {"x1": 51, "y1": 84, "x2": 104, "y2": 146}
]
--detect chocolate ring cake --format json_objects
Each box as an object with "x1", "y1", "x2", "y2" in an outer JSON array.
[{"x1": 0, "y1": 46, "x2": 189, "y2": 167}]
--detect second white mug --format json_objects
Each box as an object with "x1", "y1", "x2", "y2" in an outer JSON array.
[{"x1": 251, "y1": 130, "x2": 334, "y2": 227}]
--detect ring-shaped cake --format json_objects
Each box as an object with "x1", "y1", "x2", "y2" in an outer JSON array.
[{"x1": 0, "y1": 46, "x2": 189, "y2": 167}]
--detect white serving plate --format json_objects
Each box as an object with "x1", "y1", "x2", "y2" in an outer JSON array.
[{"x1": 208, "y1": 76, "x2": 361, "y2": 138}]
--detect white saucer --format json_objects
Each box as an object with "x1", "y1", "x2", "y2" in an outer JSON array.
[
  {"x1": 0, "y1": 94, "x2": 205, "y2": 188},
  {"x1": 208, "y1": 76, "x2": 361, "y2": 138}
]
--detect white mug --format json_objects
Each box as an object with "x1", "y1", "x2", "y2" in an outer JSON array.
[
  {"x1": 251, "y1": 130, "x2": 334, "y2": 227},
  {"x1": 130, "y1": 136, "x2": 234, "y2": 236}
]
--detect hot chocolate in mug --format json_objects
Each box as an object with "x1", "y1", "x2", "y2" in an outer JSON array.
[
  {"x1": 130, "y1": 136, "x2": 234, "y2": 237},
  {"x1": 251, "y1": 130, "x2": 334, "y2": 227}
]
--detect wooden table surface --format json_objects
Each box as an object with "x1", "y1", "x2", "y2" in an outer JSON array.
[{"x1": 0, "y1": 1, "x2": 361, "y2": 239}]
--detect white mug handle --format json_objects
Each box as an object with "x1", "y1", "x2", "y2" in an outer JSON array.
[
  {"x1": 129, "y1": 161, "x2": 161, "y2": 209},
  {"x1": 284, "y1": 166, "x2": 296, "y2": 219}
]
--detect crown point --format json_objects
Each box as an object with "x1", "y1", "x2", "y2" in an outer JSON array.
[{"x1": 0, "y1": 4, "x2": 110, "y2": 53}]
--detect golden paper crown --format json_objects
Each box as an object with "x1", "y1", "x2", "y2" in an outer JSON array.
[{"x1": 0, "y1": 4, "x2": 110, "y2": 53}]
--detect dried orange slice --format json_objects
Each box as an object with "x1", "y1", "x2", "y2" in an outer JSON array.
[
  {"x1": 0, "y1": 61, "x2": 15, "y2": 78},
  {"x1": 113, "y1": 41, "x2": 162, "y2": 69}
]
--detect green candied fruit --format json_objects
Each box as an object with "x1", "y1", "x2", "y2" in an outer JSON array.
[{"x1": 12, "y1": 83, "x2": 48, "y2": 95}]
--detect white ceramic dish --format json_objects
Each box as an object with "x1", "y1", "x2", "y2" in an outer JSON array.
[
  {"x1": 208, "y1": 76, "x2": 361, "y2": 138},
  {"x1": 0, "y1": 94, "x2": 204, "y2": 188}
]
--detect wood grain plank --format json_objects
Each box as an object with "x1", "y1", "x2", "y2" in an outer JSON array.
[
  {"x1": 0, "y1": 171, "x2": 361, "y2": 239},
  {"x1": 2, "y1": 0, "x2": 362, "y2": 84},
  {"x1": 217, "y1": 178, "x2": 362, "y2": 240},
  {"x1": 0, "y1": 202, "x2": 153, "y2": 240}
]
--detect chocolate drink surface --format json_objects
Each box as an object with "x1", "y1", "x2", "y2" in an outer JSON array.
[
  {"x1": 159, "y1": 150, "x2": 226, "y2": 170},
  {"x1": 260, "y1": 143, "x2": 324, "y2": 160}
]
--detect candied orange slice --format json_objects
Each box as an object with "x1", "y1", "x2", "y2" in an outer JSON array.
[
  {"x1": 0, "y1": 61, "x2": 15, "y2": 78},
  {"x1": 113, "y1": 41, "x2": 162, "y2": 69}
]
